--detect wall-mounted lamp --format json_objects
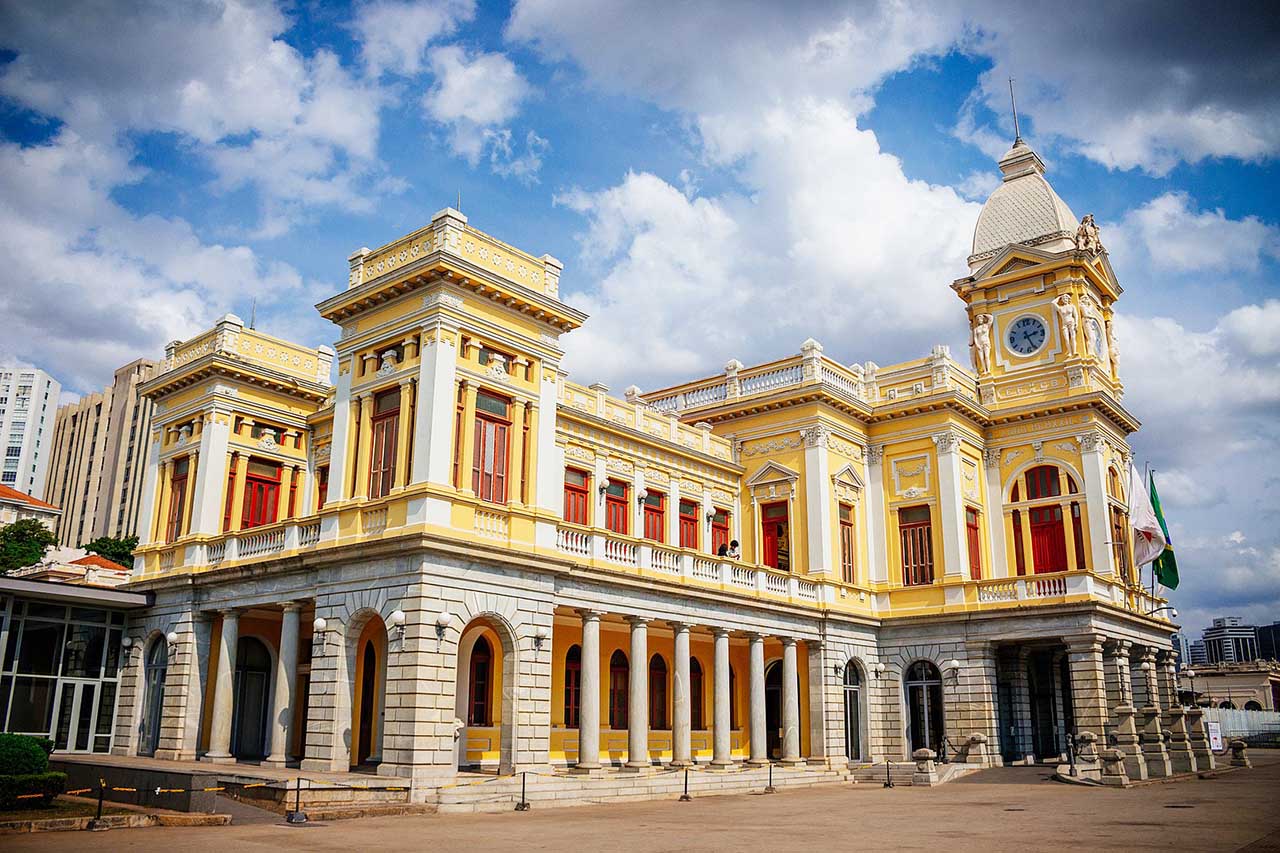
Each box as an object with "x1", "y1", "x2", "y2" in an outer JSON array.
[
  {"x1": 947, "y1": 658, "x2": 961, "y2": 671},
  {"x1": 599, "y1": 483, "x2": 609, "y2": 498},
  {"x1": 636, "y1": 488, "x2": 649, "y2": 506},
  {"x1": 165, "y1": 630, "x2": 180, "y2": 648},
  {"x1": 533, "y1": 626, "x2": 549, "y2": 651},
  {"x1": 389, "y1": 609, "x2": 406, "y2": 641},
  {"x1": 705, "y1": 510, "x2": 716, "y2": 523},
  {"x1": 435, "y1": 611, "x2": 451, "y2": 640},
  {"x1": 1140, "y1": 660, "x2": 1153, "y2": 672},
  {"x1": 833, "y1": 662, "x2": 844, "y2": 679},
  {"x1": 873, "y1": 662, "x2": 887, "y2": 678},
  {"x1": 312, "y1": 617, "x2": 329, "y2": 650}
]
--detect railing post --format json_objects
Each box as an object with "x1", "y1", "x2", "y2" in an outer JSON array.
[
  {"x1": 638, "y1": 543, "x2": 653, "y2": 571},
  {"x1": 225, "y1": 534, "x2": 240, "y2": 563},
  {"x1": 719, "y1": 560, "x2": 732, "y2": 585},
  {"x1": 680, "y1": 553, "x2": 694, "y2": 579},
  {"x1": 284, "y1": 522, "x2": 301, "y2": 551},
  {"x1": 591, "y1": 532, "x2": 605, "y2": 561},
  {"x1": 1015, "y1": 578, "x2": 1027, "y2": 600},
  {"x1": 754, "y1": 568, "x2": 766, "y2": 593},
  {"x1": 787, "y1": 576, "x2": 799, "y2": 599}
]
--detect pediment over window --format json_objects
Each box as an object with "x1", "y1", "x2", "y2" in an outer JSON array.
[
  {"x1": 831, "y1": 463, "x2": 864, "y2": 497},
  {"x1": 745, "y1": 460, "x2": 799, "y2": 487}
]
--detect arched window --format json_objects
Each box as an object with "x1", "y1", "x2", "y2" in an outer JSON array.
[
  {"x1": 843, "y1": 661, "x2": 862, "y2": 761},
  {"x1": 139, "y1": 639, "x2": 168, "y2": 757},
  {"x1": 609, "y1": 650, "x2": 629, "y2": 729},
  {"x1": 1244, "y1": 701, "x2": 1263, "y2": 711},
  {"x1": 1014, "y1": 465, "x2": 1073, "y2": 574},
  {"x1": 468, "y1": 636, "x2": 493, "y2": 726},
  {"x1": 564, "y1": 645, "x2": 581, "y2": 728},
  {"x1": 649, "y1": 655, "x2": 668, "y2": 729},
  {"x1": 690, "y1": 657, "x2": 705, "y2": 730},
  {"x1": 1219, "y1": 701, "x2": 1236, "y2": 710},
  {"x1": 904, "y1": 660, "x2": 944, "y2": 754}
]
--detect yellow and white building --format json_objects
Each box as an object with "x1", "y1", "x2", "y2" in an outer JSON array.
[{"x1": 103, "y1": 139, "x2": 1207, "y2": 790}]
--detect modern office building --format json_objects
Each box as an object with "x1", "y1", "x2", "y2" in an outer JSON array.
[
  {"x1": 0, "y1": 366, "x2": 61, "y2": 497},
  {"x1": 1203, "y1": 617, "x2": 1260, "y2": 665},
  {"x1": 102, "y1": 135, "x2": 1184, "y2": 794},
  {"x1": 44, "y1": 359, "x2": 158, "y2": 546},
  {"x1": 1259, "y1": 621, "x2": 1280, "y2": 662},
  {"x1": 1188, "y1": 639, "x2": 1209, "y2": 666},
  {"x1": 1171, "y1": 632, "x2": 1191, "y2": 670}
]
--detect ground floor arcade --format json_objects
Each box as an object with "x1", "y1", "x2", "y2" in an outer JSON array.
[{"x1": 103, "y1": 545, "x2": 1196, "y2": 794}]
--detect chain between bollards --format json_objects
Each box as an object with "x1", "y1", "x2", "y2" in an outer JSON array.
[
  {"x1": 679, "y1": 767, "x2": 691, "y2": 802},
  {"x1": 514, "y1": 770, "x2": 530, "y2": 811}
]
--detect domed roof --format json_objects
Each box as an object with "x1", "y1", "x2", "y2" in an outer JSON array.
[{"x1": 968, "y1": 139, "x2": 1077, "y2": 271}]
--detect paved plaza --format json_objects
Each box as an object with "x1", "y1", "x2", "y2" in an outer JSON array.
[{"x1": 9, "y1": 755, "x2": 1280, "y2": 852}]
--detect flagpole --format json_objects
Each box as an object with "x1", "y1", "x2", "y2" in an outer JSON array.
[{"x1": 1146, "y1": 463, "x2": 1160, "y2": 603}]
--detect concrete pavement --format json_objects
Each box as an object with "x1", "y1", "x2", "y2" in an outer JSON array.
[{"x1": 9, "y1": 754, "x2": 1280, "y2": 852}]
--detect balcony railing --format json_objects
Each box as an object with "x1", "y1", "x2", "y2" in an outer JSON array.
[{"x1": 553, "y1": 524, "x2": 835, "y2": 606}]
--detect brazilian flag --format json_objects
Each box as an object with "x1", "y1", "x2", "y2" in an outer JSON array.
[{"x1": 1149, "y1": 473, "x2": 1179, "y2": 590}]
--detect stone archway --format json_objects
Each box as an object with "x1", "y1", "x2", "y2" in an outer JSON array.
[
  {"x1": 348, "y1": 611, "x2": 388, "y2": 769},
  {"x1": 455, "y1": 614, "x2": 518, "y2": 775}
]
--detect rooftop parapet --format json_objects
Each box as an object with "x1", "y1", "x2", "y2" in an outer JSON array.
[{"x1": 159, "y1": 314, "x2": 333, "y2": 387}]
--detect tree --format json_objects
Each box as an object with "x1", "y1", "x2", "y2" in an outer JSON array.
[
  {"x1": 80, "y1": 535, "x2": 138, "y2": 568},
  {"x1": 0, "y1": 519, "x2": 58, "y2": 572}
]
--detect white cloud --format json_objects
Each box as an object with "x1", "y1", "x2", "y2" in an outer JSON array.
[
  {"x1": 423, "y1": 45, "x2": 534, "y2": 163},
  {"x1": 353, "y1": 0, "x2": 475, "y2": 76},
  {"x1": 959, "y1": 3, "x2": 1280, "y2": 175},
  {"x1": 0, "y1": 131, "x2": 315, "y2": 393},
  {"x1": 486, "y1": 129, "x2": 551, "y2": 184},
  {"x1": 1113, "y1": 192, "x2": 1280, "y2": 275},
  {"x1": 0, "y1": 0, "x2": 395, "y2": 231}
]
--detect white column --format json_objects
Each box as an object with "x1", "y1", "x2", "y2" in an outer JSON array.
[
  {"x1": 866, "y1": 446, "x2": 887, "y2": 583},
  {"x1": 576, "y1": 610, "x2": 602, "y2": 770},
  {"x1": 413, "y1": 318, "x2": 460, "y2": 486},
  {"x1": 748, "y1": 633, "x2": 767, "y2": 765},
  {"x1": 981, "y1": 448, "x2": 1009, "y2": 577},
  {"x1": 205, "y1": 609, "x2": 240, "y2": 763},
  {"x1": 780, "y1": 637, "x2": 804, "y2": 766},
  {"x1": 328, "y1": 363, "x2": 354, "y2": 501},
  {"x1": 932, "y1": 430, "x2": 968, "y2": 579},
  {"x1": 264, "y1": 602, "x2": 301, "y2": 766},
  {"x1": 135, "y1": 430, "x2": 163, "y2": 551},
  {"x1": 803, "y1": 428, "x2": 834, "y2": 575},
  {"x1": 625, "y1": 616, "x2": 650, "y2": 769},
  {"x1": 1079, "y1": 432, "x2": 1114, "y2": 575},
  {"x1": 712, "y1": 628, "x2": 734, "y2": 768},
  {"x1": 190, "y1": 410, "x2": 231, "y2": 535},
  {"x1": 672, "y1": 622, "x2": 692, "y2": 767},
  {"x1": 666, "y1": 479, "x2": 682, "y2": 547}
]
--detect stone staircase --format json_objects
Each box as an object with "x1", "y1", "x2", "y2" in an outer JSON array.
[{"x1": 434, "y1": 764, "x2": 854, "y2": 813}]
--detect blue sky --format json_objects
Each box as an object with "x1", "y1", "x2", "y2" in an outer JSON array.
[{"x1": 1, "y1": 0, "x2": 1277, "y2": 640}]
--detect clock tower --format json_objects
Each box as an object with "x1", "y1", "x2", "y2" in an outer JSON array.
[{"x1": 951, "y1": 138, "x2": 1124, "y2": 411}]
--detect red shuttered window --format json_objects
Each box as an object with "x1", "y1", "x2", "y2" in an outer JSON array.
[
  {"x1": 965, "y1": 507, "x2": 982, "y2": 580},
  {"x1": 899, "y1": 505, "x2": 934, "y2": 586},
  {"x1": 564, "y1": 468, "x2": 590, "y2": 525},
  {"x1": 642, "y1": 490, "x2": 665, "y2": 542},
  {"x1": 679, "y1": 500, "x2": 699, "y2": 549},
  {"x1": 472, "y1": 391, "x2": 510, "y2": 504}
]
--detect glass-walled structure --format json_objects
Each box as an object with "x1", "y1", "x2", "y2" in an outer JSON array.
[{"x1": 0, "y1": 578, "x2": 149, "y2": 753}]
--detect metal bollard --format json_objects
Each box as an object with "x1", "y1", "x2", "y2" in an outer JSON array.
[
  {"x1": 87, "y1": 780, "x2": 109, "y2": 831},
  {"x1": 679, "y1": 767, "x2": 691, "y2": 802},
  {"x1": 883, "y1": 759, "x2": 894, "y2": 789},
  {"x1": 286, "y1": 776, "x2": 309, "y2": 824},
  {"x1": 764, "y1": 762, "x2": 776, "y2": 794},
  {"x1": 515, "y1": 771, "x2": 530, "y2": 811}
]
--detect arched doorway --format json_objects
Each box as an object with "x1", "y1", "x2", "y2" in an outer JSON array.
[
  {"x1": 905, "y1": 660, "x2": 943, "y2": 755},
  {"x1": 139, "y1": 638, "x2": 167, "y2": 757},
  {"x1": 765, "y1": 660, "x2": 782, "y2": 759},
  {"x1": 843, "y1": 660, "x2": 862, "y2": 761},
  {"x1": 609, "y1": 650, "x2": 629, "y2": 729},
  {"x1": 649, "y1": 654, "x2": 668, "y2": 730},
  {"x1": 454, "y1": 617, "x2": 517, "y2": 773},
  {"x1": 232, "y1": 636, "x2": 272, "y2": 760},
  {"x1": 351, "y1": 614, "x2": 387, "y2": 769}
]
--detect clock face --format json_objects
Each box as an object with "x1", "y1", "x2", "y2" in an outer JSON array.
[{"x1": 1006, "y1": 315, "x2": 1047, "y2": 356}]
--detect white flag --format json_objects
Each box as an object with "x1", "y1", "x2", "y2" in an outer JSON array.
[{"x1": 1128, "y1": 463, "x2": 1166, "y2": 567}]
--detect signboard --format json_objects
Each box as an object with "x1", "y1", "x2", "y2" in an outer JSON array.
[{"x1": 1206, "y1": 720, "x2": 1224, "y2": 752}]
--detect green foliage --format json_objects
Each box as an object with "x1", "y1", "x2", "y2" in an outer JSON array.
[
  {"x1": 0, "y1": 772, "x2": 67, "y2": 810},
  {"x1": 0, "y1": 518, "x2": 58, "y2": 572},
  {"x1": 79, "y1": 534, "x2": 138, "y2": 568},
  {"x1": 0, "y1": 733, "x2": 51, "y2": 775}
]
